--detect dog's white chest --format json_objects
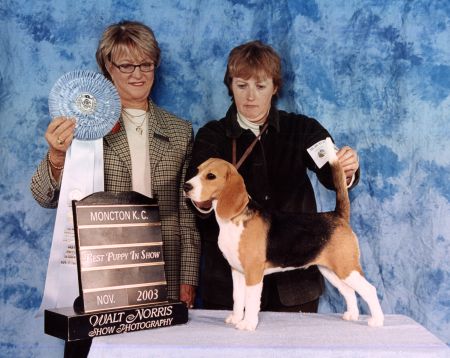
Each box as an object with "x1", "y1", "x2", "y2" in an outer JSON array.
[{"x1": 217, "y1": 219, "x2": 244, "y2": 272}]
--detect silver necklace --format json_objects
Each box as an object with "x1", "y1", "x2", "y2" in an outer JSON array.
[{"x1": 122, "y1": 109, "x2": 148, "y2": 135}]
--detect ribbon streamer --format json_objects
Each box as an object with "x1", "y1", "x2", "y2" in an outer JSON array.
[{"x1": 39, "y1": 139, "x2": 104, "y2": 311}]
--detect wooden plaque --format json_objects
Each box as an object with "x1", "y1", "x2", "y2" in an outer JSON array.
[{"x1": 72, "y1": 191, "x2": 168, "y2": 313}]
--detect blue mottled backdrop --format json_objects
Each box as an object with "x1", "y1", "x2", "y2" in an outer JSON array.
[{"x1": 0, "y1": 0, "x2": 449, "y2": 356}]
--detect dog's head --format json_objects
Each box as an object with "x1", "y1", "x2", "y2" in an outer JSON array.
[{"x1": 184, "y1": 158, "x2": 249, "y2": 220}]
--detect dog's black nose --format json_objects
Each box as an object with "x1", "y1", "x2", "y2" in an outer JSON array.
[{"x1": 183, "y1": 182, "x2": 193, "y2": 193}]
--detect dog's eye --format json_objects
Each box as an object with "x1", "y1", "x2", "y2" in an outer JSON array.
[{"x1": 206, "y1": 173, "x2": 216, "y2": 180}]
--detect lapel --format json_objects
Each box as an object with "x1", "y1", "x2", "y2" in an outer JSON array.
[
  {"x1": 148, "y1": 101, "x2": 171, "y2": 182},
  {"x1": 104, "y1": 116, "x2": 132, "y2": 175}
]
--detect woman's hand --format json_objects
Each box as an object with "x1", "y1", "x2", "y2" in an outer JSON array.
[
  {"x1": 45, "y1": 117, "x2": 76, "y2": 178},
  {"x1": 336, "y1": 146, "x2": 359, "y2": 185},
  {"x1": 46, "y1": 117, "x2": 76, "y2": 154},
  {"x1": 180, "y1": 284, "x2": 196, "y2": 309}
]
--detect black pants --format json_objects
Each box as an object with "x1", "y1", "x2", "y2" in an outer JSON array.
[
  {"x1": 202, "y1": 271, "x2": 320, "y2": 313},
  {"x1": 203, "y1": 298, "x2": 319, "y2": 313},
  {"x1": 263, "y1": 274, "x2": 320, "y2": 312},
  {"x1": 64, "y1": 339, "x2": 92, "y2": 358}
]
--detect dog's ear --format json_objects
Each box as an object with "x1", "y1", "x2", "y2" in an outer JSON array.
[{"x1": 216, "y1": 165, "x2": 249, "y2": 220}]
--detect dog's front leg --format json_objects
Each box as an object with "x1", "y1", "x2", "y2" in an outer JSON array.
[
  {"x1": 225, "y1": 268, "x2": 246, "y2": 325},
  {"x1": 235, "y1": 280, "x2": 263, "y2": 331}
]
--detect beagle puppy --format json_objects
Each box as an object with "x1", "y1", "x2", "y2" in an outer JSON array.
[{"x1": 184, "y1": 138, "x2": 383, "y2": 331}]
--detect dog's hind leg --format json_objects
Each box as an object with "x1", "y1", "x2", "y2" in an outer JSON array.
[
  {"x1": 226, "y1": 268, "x2": 246, "y2": 325},
  {"x1": 343, "y1": 271, "x2": 384, "y2": 327},
  {"x1": 318, "y1": 266, "x2": 359, "y2": 321}
]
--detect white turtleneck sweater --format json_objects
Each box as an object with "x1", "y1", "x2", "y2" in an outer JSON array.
[{"x1": 236, "y1": 111, "x2": 267, "y2": 136}]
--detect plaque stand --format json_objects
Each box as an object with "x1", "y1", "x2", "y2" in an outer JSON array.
[
  {"x1": 44, "y1": 192, "x2": 188, "y2": 342},
  {"x1": 45, "y1": 300, "x2": 188, "y2": 341}
]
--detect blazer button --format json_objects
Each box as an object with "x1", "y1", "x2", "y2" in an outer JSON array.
[
  {"x1": 264, "y1": 195, "x2": 270, "y2": 201},
  {"x1": 47, "y1": 189, "x2": 53, "y2": 198}
]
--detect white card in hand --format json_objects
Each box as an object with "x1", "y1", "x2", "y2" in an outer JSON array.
[{"x1": 307, "y1": 139, "x2": 338, "y2": 169}]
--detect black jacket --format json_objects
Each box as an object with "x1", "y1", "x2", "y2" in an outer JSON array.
[{"x1": 187, "y1": 103, "x2": 359, "y2": 308}]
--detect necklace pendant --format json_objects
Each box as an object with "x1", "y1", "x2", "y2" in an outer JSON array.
[{"x1": 136, "y1": 126, "x2": 143, "y2": 135}]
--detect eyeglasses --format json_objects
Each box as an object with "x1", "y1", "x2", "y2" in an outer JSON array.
[{"x1": 111, "y1": 61, "x2": 155, "y2": 73}]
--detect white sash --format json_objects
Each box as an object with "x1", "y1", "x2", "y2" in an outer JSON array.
[{"x1": 38, "y1": 139, "x2": 104, "y2": 314}]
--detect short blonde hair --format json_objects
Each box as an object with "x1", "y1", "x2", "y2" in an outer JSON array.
[
  {"x1": 96, "y1": 21, "x2": 161, "y2": 81},
  {"x1": 224, "y1": 40, "x2": 282, "y2": 97}
]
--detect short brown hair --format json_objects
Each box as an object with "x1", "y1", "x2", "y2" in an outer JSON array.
[
  {"x1": 96, "y1": 20, "x2": 161, "y2": 81},
  {"x1": 224, "y1": 40, "x2": 282, "y2": 97}
]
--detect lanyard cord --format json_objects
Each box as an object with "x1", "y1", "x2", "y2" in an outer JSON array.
[{"x1": 232, "y1": 121, "x2": 269, "y2": 170}]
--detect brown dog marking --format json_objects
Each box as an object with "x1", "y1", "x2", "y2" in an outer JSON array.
[{"x1": 239, "y1": 213, "x2": 268, "y2": 286}]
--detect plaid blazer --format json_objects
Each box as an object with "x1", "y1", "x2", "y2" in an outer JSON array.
[{"x1": 31, "y1": 101, "x2": 201, "y2": 300}]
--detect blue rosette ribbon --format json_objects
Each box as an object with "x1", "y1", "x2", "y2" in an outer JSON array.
[{"x1": 48, "y1": 70, "x2": 121, "y2": 140}]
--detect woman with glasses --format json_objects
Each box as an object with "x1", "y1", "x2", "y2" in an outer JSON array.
[{"x1": 31, "y1": 21, "x2": 200, "y2": 356}]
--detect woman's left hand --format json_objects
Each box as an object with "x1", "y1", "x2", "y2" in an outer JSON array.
[
  {"x1": 336, "y1": 146, "x2": 359, "y2": 184},
  {"x1": 180, "y1": 284, "x2": 196, "y2": 309}
]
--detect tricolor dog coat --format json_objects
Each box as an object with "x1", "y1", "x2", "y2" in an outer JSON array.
[{"x1": 184, "y1": 138, "x2": 383, "y2": 330}]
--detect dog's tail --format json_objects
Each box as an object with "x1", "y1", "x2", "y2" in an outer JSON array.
[{"x1": 324, "y1": 137, "x2": 350, "y2": 222}]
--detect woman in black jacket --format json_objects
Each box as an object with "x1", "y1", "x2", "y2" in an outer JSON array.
[{"x1": 187, "y1": 40, "x2": 360, "y2": 313}]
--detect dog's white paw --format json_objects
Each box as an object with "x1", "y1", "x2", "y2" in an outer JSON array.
[
  {"x1": 225, "y1": 313, "x2": 243, "y2": 325},
  {"x1": 235, "y1": 318, "x2": 258, "y2": 331},
  {"x1": 368, "y1": 315, "x2": 384, "y2": 327},
  {"x1": 343, "y1": 310, "x2": 359, "y2": 321}
]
